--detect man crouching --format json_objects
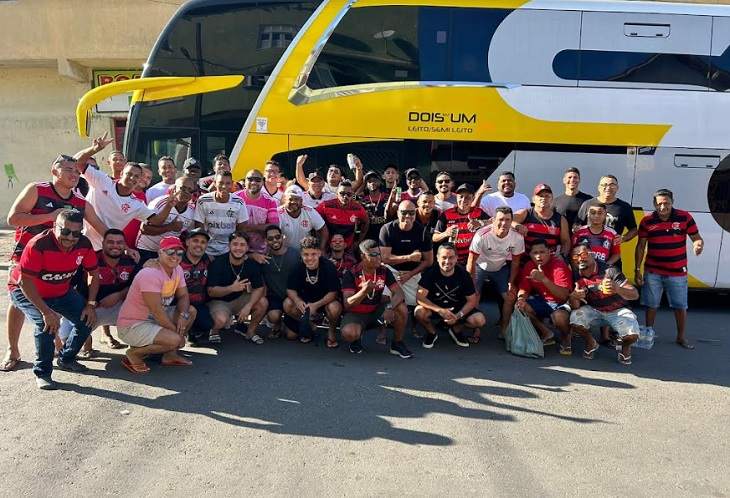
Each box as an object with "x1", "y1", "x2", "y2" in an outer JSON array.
[{"x1": 116, "y1": 237, "x2": 197, "y2": 373}]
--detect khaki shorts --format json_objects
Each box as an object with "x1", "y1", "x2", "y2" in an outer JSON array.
[
  {"x1": 208, "y1": 293, "x2": 252, "y2": 318},
  {"x1": 117, "y1": 306, "x2": 175, "y2": 347},
  {"x1": 340, "y1": 304, "x2": 387, "y2": 331},
  {"x1": 386, "y1": 266, "x2": 420, "y2": 307}
]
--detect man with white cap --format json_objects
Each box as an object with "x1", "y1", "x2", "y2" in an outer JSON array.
[
  {"x1": 302, "y1": 171, "x2": 336, "y2": 209},
  {"x1": 279, "y1": 185, "x2": 329, "y2": 250},
  {"x1": 116, "y1": 236, "x2": 197, "y2": 374}
]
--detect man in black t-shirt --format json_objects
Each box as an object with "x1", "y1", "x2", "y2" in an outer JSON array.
[
  {"x1": 552, "y1": 167, "x2": 592, "y2": 232},
  {"x1": 415, "y1": 244, "x2": 486, "y2": 349},
  {"x1": 206, "y1": 232, "x2": 267, "y2": 345},
  {"x1": 283, "y1": 236, "x2": 342, "y2": 346}
]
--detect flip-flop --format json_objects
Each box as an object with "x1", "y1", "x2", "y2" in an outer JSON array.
[
  {"x1": 208, "y1": 334, "x2": 221, "y2": 344},
  {"x1": 468, "y1": 334, "x2": 482, "y2": 345},
  {"x1": 299, "y1": 337, "x2": 313, "y2": 344},
  {"x1": 375, "y1": 335, "x2": 387, "y2": 345},
  {"x1": 0, "y1": 357, "x2": 21, "y2": 372},
  {"x1": 326, "y1": 338, "x2": 339, "y2": 349},
  {"x1": 121, "y1": 358, "x2": 150, "y2": 374},
  {"x1": 246, "y1": 334, "x2": 264, "y2": 345},
  {"x1": 676, "y1": 339, "x2": 695, "y2": 349},
  {"x1": 267, "y1": 329, "x2": 281, "y2": 340},
  {"x1": 559, "y1": 345, "x2": 573, "y2": 356},
  {"x1": 77, "y1": 349, "x2": 98, "y2": 359},
  {"x1": 103, "y1": 337, "x2": 126, "y2": 350},
  {"x1": 618, "y1": 353, "x2": 632, "y2": 365},
  {"x1": 582, "y1": 343, "x2": 599, "y2": 360},
  {"x1": 542, "y1": 337, "x2": 556, "y2": 347},
  {"x1": 161, "y1": 358, "x2": 193, "y2": 367}
]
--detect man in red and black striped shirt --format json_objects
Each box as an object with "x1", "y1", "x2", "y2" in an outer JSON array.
[
  {"x1": 8, "y1": 211, "x2": 100, "y2": 389},
  {"x1": 433, "y1": 184, "x2": 489, "y2": 265},
  {"x1": 635, "y1": 189, "x2": 703, "y2": 349},
  {"x1": 316, "y1": 180, "x2": 369, "y2": 252}
]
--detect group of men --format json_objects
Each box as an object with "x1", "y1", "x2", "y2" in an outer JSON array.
[{"x1": 2, "y1": 135, "x2": 703, "y2": 390}]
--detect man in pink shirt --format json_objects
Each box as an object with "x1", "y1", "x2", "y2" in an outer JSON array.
[
  {"x1": 116, "y1": 237, "x2": 197, "y2": 374},
  {"x1": 235, "y1": 169, "x2": 279, "y2": 254}
]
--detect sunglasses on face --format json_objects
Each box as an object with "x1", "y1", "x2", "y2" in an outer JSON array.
[
  {"x1": 338, "y1": 192, "x2": 354, "y2": 197},
  {"x1": 59, "y1": 228, "x2": 83, "y2": 238},
  {"x1": 571, "y1": 253, "x2": 590, "y2": 261},
  {"x1": 407, "y1": 176, "x2": 420, "y2": 182},
  {"x1": 247, "y1": 176, "x2": 263, "y2": 182},
  {"x1": 436, "y1": 179, "x2": 450, "y2": 184},
  {"x1": 266, "y1": 234, "x2": 282, "y2": 241},
  {"x1": 163, "y1": 249, "x2": 185, "y2": 257},
  {"x1": 399, "y1": 210, "x2": 416, "y2": 216},
  {"x1": 599, "y1": 183, "x2": 617, "y2": 188}
]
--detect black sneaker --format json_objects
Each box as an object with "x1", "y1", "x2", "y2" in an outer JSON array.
[
  {"x1": 349, "y1": 340, "x2": 363, "y2": 354},
  {"x1": 422, "y1": 333, "x2": 438, "y2": 349},
  {"x1": 448, "y1": 327, "x2": 469, "y2": 348},
  {"x1": 390, "y1": 341, "x2": 413, "y2": 359},
  {"x1": 56, "y1": 359, "x2": 88, "y2": 372}
]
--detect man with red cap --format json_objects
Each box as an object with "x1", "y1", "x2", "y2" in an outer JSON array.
[
  {"x1": 116, "y1": 236, "x2": 197, "y2": 374},
  {"x1": 513, "y1": 183, "x2": 571, "y2": 263}
]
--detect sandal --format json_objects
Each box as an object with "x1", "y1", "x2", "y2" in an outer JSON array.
[
  {"x1": 468, "y1": 332, "x2": 482, "y2": 345},
  {"x1": 77, "y1": 348, "x2": 98, "y2": 359},
  {"x1": 102, "y1": 337, "x2": 125, "y2": 350},
  {"x1": 300, "y1": 337, "x2": 313, "y2": 344},
  {"x1": 583, "y1": 342, "x2": 599, "y2": 360},
  {"x1": 542, "y1": 335, "x2": 556, "y2": 347},
  {"x1": 618, "y1": 352, "x2": 632, "y2": 365},
  {"x1": 326, "y1": 338, "x2": 339, "y2": 349},
  {"x1": 0, "y1": 356, "x2": 21, "y2": 372},
  {"x1": 267, "y1": 329, "x2": 281, "y2": 340},
  {"x1": 246, "y1": 334, "x2": 264, "y2": 345},
  {"x1": 375, "y1": 333, "x2": 387, "y2": 345},
  {"x1": 676, "y1": 339, "x2": 695, "y2": 349},
  {"x1": 121, "y1": 358, "x2": 150, "y2": 374},
  {"x1": 559, "y1": 345, "x2": 572, "y2": 356},
  {"x1": 208, "y1": 334, "x2": 221, "y2": 344}
]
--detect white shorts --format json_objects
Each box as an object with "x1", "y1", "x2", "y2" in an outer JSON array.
[
  {"x1": 117, "y1": 306, "x2": 176, "y2": 347},
  {"x1": 387, "y1": 266, "x2": 421, "y2": 307}
]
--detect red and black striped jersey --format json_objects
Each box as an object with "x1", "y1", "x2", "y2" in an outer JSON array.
[
  {"x1": 523, "y1": 208, "x2": 564, "y2": 255},
  {"x1": 96, "y1": 251, "x2": 136, "y2": 300},
  {"x1": 574, "y1": 262, "x2": 630, "y2": 312},
  {"x1": 316, "y1": 199, "x2": 368, "y2": 249},
  {"x1": 11, "y1": 182, "x2": 86, "y2": 263},
  {"x1": 638, "y1": 209, "x2": 698, "y2": 276},
  {"x1": 342, "y1": 263, "x2": 398, "y2": 314},
  {"x1": 326, "y1": 251, "x2": 358, "y2": 282},
  {"x1": 9, "y1": 230, "x2": 98, "y2": 298},
  {"x1": 435, "y1": 207, "x2": 489, "y2": 264},
  {"x1": 572, "y1": 226, "x2": 620, "y2": 263},
  {"x1": 180, "y1": 254, "x2": 212, "y2": 304}
]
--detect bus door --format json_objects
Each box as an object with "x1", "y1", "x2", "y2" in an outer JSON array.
[
  {"x1": 710, "y1": 153, "x2": 730, "y2": 288},
  {"x1": 633, "y1": 147, "x2": 726, "y2": 288}
]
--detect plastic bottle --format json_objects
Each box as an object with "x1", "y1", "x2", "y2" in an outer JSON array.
[
  {"x1": 644, "y1": 326, "x2": 655, "y2": 350},
  {"x1": 395, "y1": 187, "x2": 402, "y2": 202},
  {"x1": 347, "y1": 153, "x2": 356, "y2": 170}
]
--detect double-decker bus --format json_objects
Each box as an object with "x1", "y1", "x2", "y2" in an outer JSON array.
[{"x1": 78, "y1": 0, "x2": 730, "y2": 289}]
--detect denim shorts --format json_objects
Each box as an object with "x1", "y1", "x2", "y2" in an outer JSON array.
[
  {"x1": 476, "y1": 265, "x2": 510, "y2": 295},
  {"x1": 640, "y1": 271, "x2": 688, "y2": 310},
  {"x1": 526, "y1": 295, "x2": 559, "y2": 318}
]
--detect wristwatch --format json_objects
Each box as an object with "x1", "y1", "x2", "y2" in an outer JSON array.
[
  {"x1": 87, "y1": 300, "x2": 97, "y2": 308},
  {"x1": 456, "y1": 311, "x2": 464, "y2": 319},
  {"x1": 181, "y1": 312, "x2": 190, "y2": 320}
]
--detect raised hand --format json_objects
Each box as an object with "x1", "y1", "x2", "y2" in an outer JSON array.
[{"x1": 92, "y1": 132, "x2": 113, "y2": 153}]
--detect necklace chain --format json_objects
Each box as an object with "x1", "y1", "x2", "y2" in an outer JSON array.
[
  {"x1": 230, "y1": 260, "x2": 244, "y2": 279},
  {"x1": 305, "y1": 266, "x2": 319, "y2": 285}
]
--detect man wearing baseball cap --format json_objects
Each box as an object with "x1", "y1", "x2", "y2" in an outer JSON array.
[
  {"x1": 434, "y1": 183, "x2": 489, "y2": 265},
  {"x1": 361, "y1": 171, "x2": 389, "y2": 242},
  {"x1": 512, "y1": 183, "x2": 571, "y2": 262},
  {"x1": 117, "y1": 236, "x2": 196, "y2": 373},
  {"x1": 302, "y1": 170, "x2": 336, "y2": 209},
  {"x1": 278, "y1": 185, "x2": 329, "y2": 250}
]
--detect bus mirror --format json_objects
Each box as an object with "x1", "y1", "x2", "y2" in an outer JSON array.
[{"x1": 85, "y1": 109, "x2": 92, "y2": 138}]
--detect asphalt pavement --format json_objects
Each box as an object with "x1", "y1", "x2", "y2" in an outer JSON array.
[{"x1": 0, "y1": 274, "x2": 728, "y2": 497}]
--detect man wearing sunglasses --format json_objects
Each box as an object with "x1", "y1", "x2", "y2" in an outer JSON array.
[
  {"x1": 316, "y1": 180, "x2": 369, "y2": 253},
  {"x1": 259, "y1": 225, "x2": 301, "y2": 339},
  {"x1": 137, "y1": 177, "x2": 197, "y2": 263},
  {"x1": 433, "y1": 172, "x2": 457, "y2": 212},
  {"x1": 341, "y1": 239, "x2": 412, "y2": 358},
  {"x1": 8, "y1": 211, "x2": 100, "y2": 389},
  {"x1": 117, "y1": 236, "x2": 197, "y2": 373},
  {"x1": 235, "y1": 168, "x2": 280, "y2": 254},
  {"x1": 145, "y1": 156, "x2": 178, "y2": 203},
  {"x1": 3, "y1": 153, "x2": 111, "y2": 372}
]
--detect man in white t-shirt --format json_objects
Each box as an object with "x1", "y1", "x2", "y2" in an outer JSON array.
[
  {"x1": 278, "y1": 186, "x2": 328, "y2": 250},
  {"x1": 479, "y1": 171, "x2": 531, "y2": 217},
  {"x1": 193, "y1": 171, "x2": 249, "y2": 256},
  {"x1": 302, "y1": 171, "x2": 336, "y2": 209},
  {"x1": 467, "y1": 206, "x2": 525, "y2": 341},
  {"x1": 145, "y1": 156, "x2": 178, "y2": 202},
  {"x1": 137, "y1": 177, "x2": 196, "y2": 261}
]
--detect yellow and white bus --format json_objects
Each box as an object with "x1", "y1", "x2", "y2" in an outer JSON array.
[{"x1": 78, "y1": 0, "x2": 730, "y2": 289}]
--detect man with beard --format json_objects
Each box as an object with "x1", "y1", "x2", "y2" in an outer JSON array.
[
  {"x1": 235, "y1": 169, "x2": 279, "y2": 254},
  {"x1": 360, "y1": 171, "x2": 389, "y2": 241},
  {"x1": 553, "y1": 167, "x2": 592, "y2": 232},
  {"x1": 206, "y1": 232, "x2": 267, "y2": 345},
  {"x1": 117, "y1": 237, "x2": 197, "y2": 373},
  {"x1": 316, "y1": 180, "x2": 369, "y2": 252},
  {"x1": 283, "y1": 236, "x2": 341, "y2": 347},
  {"x1": 433, "y1": 171, "x2": 457, "y2": 212},
  {"x1": 513, "y1": 184, "x2": 571, "y2": 262},
  {"x1": 341, "y1": 239, "x2": 411, "y2": 358},
  {"x1": 568, "y1": 242, "x2": 640, "y2": 365},
  {"x1": 137, "y1": 177, "x2": 196, "y2": 262},
  {"x1": 479, "y1": 171, "x2": 531, "y2": 217},
  {"x1": 8, "y1": 211, "x2": 100, "y2": 389},
  {"x1": 301, "y1": 170, "x2": 336, "y2": 209},
  {"x1": 2, "y1": 154, "x2": 109, "y2": 372},
  {"x1": 278, "y1": 185, "x2": 328, "y2": 250},
  {"x1": 145, "y1": 156, "x2": 178, "y2": 202},
  {"x1": 260, "y1": 225, "x2": 301, "y2": 339},
  {"x1": 59, "y1": 229, "x2": 136, "y2": 356},
  {"x1": 416, "y1": 244, "x2": 486, "y2": 349},
  {"x1": 415, "y1": 191, "x2": 440, "y2": 242},
  {"x1": 434, "y1": 184, "x2": 489, "y2": 265},
  {"x1": 179, "y1": 228, "x2": 214, "y2": 345},
  {"x1": 193, "y1": 171, "x2": 249, "y2": 257}
]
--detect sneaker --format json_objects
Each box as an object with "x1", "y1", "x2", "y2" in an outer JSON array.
[
  {"x1": 447, "y1": 327, "x2": 469, "y2": 348},
  {"x1": 390, "y1": 341, "x2": 413, "y2": 359},
  {"x1": 422, "y1": 333, "x2": 438, "y2": 349},
  {"x1": 36, "y1": 377, "x2": 58, "y2": 390},
  {"x1": 349, "y1": 340, "x2": 363, "y2": 354},
  {"x1": 56, "y1": 359, "x2": 88, "y2": 373},
  {"x1": 232, "y1": 326, "x2": 248, "y2": 338}
]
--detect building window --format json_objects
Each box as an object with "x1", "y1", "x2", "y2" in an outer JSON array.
[{"x1": 258, "y1": 25, "x2": 299, "y2": 50}]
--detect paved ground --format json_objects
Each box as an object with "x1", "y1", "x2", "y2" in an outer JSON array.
[{"x1": 0, "y1": 228, "x2": 728, "y2": 497}]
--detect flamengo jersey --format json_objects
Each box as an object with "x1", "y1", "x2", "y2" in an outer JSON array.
[
  {"x1": 11, "y1": 182, "x2": 86, "y2": 263},
  {"x1": 341, "y1": 263, "x2": 398, "y2": 314},
  {"x1": 9, "y1": 230, "x2": 98, "y2": 298},
  {"x1": 574, "y1": 262, "x2": 630, "y2": 312},
  {"x1": 435, "y1": 207, "x2": 489, "y2": 264},
  {"x1": 638, "y1": 209, "x2": 698, "y2": 276},
  {"x1": 193, "y1": 192, "x2": 249, "y2": 256},
  {"x1": 316, "y1": 199, "x2": 368, "y2": 249},
  {"x1": 278, "y1": 205, "x2": 326, "y2": 249},
  {"x1": 180, "y1": 254, "x2": 211, "y2": 304},
  {"x1": 572, "y1": 226, "x2": 620, "y2": 263},
  {"x1": 523, "y1": 208, "x2": 564, "y2": 254},
  {"x1": 96, "y1": 251, "x2": 136, "y2": 301}
]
